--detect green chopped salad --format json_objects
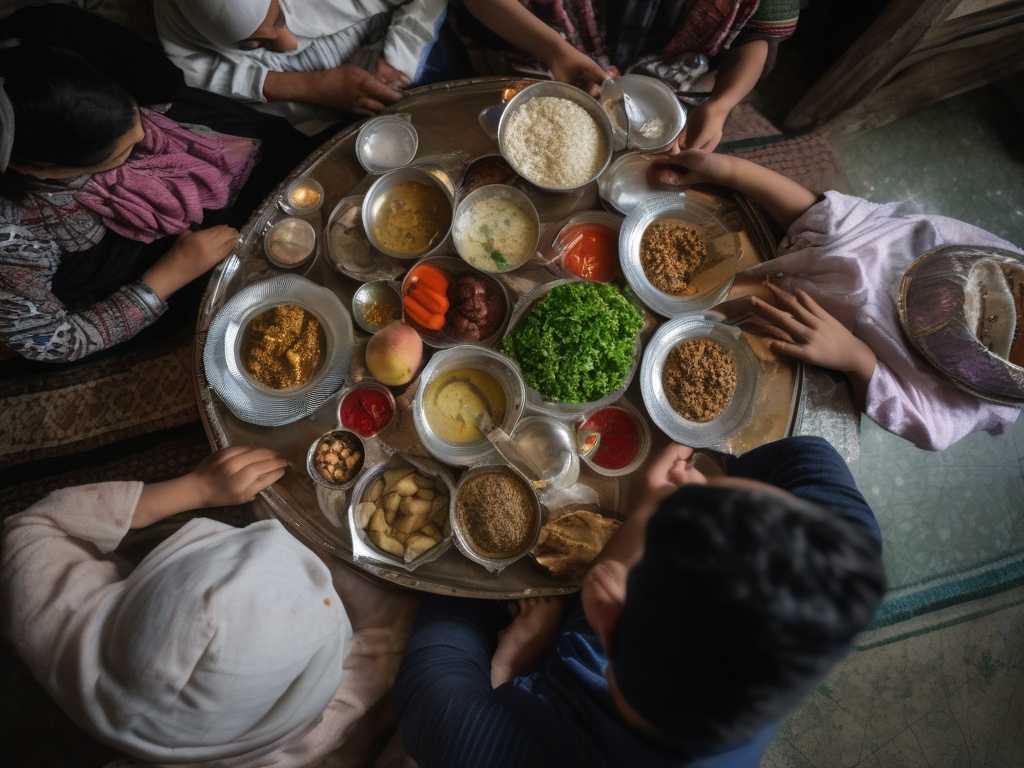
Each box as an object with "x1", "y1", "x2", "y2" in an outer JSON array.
[{"x1": 499, "y1": 281, "x2": 643, "y2": 404}]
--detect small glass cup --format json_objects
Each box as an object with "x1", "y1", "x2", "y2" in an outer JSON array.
[{"x1": 264, "y1": 217, "x2": 316, "y2": 269}]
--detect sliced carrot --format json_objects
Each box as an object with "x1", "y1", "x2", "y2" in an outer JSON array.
[
  {"x1": 403, "y1": 294, "x2": 445, "y2": 330},
  {"x1": 407, "y1": 264, "x2": 449, "y2": 294},
  {"x1": 408, "y1": 283, "x2": 450, "y2": 315}
]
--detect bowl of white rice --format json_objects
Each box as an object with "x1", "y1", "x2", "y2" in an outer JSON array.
[{"x1": 498, "y1": 81, "x2": 613, "y2": 193}]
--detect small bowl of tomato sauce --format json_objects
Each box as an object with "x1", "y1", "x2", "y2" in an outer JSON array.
[
  {"x1": 576, "y1": 398, "x2": 651, "y2": 477},
  {"x1": 546, "y1": 211, "x2": 624, "y2": 284},
  {"x1": 339, "y1": 380, "x2": 397, "y2": 437}
]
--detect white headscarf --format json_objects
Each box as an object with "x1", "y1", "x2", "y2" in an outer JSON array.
[
  {"x1": 169, "y1": 0, "x2": 374, "y2": 46},
  {"x1": 88, "y1": 518, "x2": 352, "y2": 764}
]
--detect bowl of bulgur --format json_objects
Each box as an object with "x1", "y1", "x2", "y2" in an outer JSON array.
[
  {"x1": 620, "y1": 195, "x2": 741, "y2": 317},
  {"x1": 450, "y1": 464, "x2": 542, "y2": 573},
  {"x1": 498, "y1": 81, "x2": 614, "y2": 192},
  {"x1": 640, "y1": 314, "x2": 760, "y2": 448}
]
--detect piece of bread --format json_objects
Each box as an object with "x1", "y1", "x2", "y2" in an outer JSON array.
[{"x1": 532, "y1": 509, "x2": 621, "y2": 581}]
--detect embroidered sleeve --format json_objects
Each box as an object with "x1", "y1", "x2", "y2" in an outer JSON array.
[{"x1": 0, "y1": 223, "x2": 167, "y2": 362}]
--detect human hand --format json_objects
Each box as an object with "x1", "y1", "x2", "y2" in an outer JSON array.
[
  {"x1": 748, "y1": 281, "x2": 877, "y2": 382},
  {"x1": 673, "y1": 98, "x2": 730, "y2": 152},
  {"x1": 187, "y1": 444, "x2": 289, "y2": 508},
  {"x1": 142, "y1": 225, "x2": 238, "y2": 299},
  {"x1": 647, "y1": 148, "x2": 736, "y2": 189},
  {"x1": 629, "y1": 441, "x2": 704, "y2": 513},
  {"x1": 548, "y1": 47, "x2": 616, "y2": 97},
  {"x1": 374, "y1": 57, "x2": 411, "y2": 89},
  {"x1": 320, "y1": 64, "x2": 404, "y2": 116}
]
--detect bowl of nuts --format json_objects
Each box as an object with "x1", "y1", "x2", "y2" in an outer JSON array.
[
  {"x1": 307, "y1": 429, "x2": 366, "y2": 491},
  {"x1": 348, "y1": 453, "x2": 454, "y2": 570}
]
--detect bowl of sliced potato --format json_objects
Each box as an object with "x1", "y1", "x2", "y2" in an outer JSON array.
[{"x1": 348, "y1": 453, "x2": 454, "y2": 570}]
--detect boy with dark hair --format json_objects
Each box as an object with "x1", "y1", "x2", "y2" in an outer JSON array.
[{"x1": 394, "y1": 435, "x2": 886, "y2": 767}]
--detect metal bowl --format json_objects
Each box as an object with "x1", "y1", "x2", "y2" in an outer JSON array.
[
  {"x1": 499, "y1": 279, "x2": 644, "y2": 417},
  {"x1": 498, "y1": 81, "x2": 614, "y2": 192},
  {"x1": 307, "y1": 429, "x2": 366, "y2": 491},
  {"x1": 348, "y1": 454, "x2": 454, "y2": 571},
  {"x1": 355, "y1": 115, "x2": 419, "y2": 174},
  {"x1": 452, "y1": 184, "x2": 541, "y2": 273},
  {"x1": 576, "y1": 398, "x2": 652, "y2": 478},
  {"x1": 600, "y1": 74, "x2": 686, "y2": 153},
  {"x1": 620, "y1": 194, "x2": 740, "y2": 316},
  {"x1": 510, "y1": 416, "x2": 580, "y2": 491},
  {"x1": 352, "y1": 280, "x2": 402, "y2": 333},
  {"x1": 337, "y1": 379, "x2": 397, "y2": 437},
  {"x1": 400, "y1": 255, "x2": 511, "y2": 349},
  {"x1": 641, "y1": 314, "x2": 760, "y2": 449},
  {"x1": 412, "y1": 346, "x2": 527, "y2": 466},
  {"x1": 450, "y1": 464, "x2": 542, "y2": 573},
  {"x1": 362, "y1": 166, "x2": 454, "y2": 260},
  {"x1": 263, "y1": 217, "x2": 316, "y2": 269}
]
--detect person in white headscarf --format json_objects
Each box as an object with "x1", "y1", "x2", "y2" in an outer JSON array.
[
  {"x1": 154, "y1": 0, "x2": 456, "y2": 135},
  {"x1": 1, "y1": 444, "x2": 419, "y2": 767}
]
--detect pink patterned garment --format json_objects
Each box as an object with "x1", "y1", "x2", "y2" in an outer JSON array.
[{"x1": 75, "y1": 109, "x2": 261, "y2": 243}]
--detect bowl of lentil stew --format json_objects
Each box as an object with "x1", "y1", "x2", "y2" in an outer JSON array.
[
  {"x1": 450, "y1": 464, "x2": 542, "y2": 573},
  {"x1": 640, "y1": 313, "x2": 760, "y2": 449},
  {"x1": 620, "y1": 195, "x2": 740, "y2": 317}
]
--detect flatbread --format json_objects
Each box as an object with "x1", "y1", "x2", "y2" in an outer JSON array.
[{"x1": 532, "y1": 509, "x2": 621, "y2": 581}]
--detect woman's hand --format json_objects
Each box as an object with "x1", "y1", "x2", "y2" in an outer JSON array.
[
  {"x1": 748, "y1": 282, "x2": 877, "y2": 400},
  {"x1": 141, "y1": 225, "x2": 238, "y2": 300},
  {"x1": 264, "y1": 66, "x2": 404, "y2": 116}
]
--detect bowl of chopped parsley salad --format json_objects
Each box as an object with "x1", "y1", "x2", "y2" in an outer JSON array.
[{"x1": 498, "y1": 280, "x2": 645, "y2": 416}]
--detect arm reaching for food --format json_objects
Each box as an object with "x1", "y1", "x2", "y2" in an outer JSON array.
[
  {"x1": 461, "y1": 0, "x2": 613, "y2": 96},
  {"x1": 131, "y1": 445, "x2": 287, "y2": 529},
  {"x1": 652, "y1": 149, "x2": 818, "y2": 230},
  {"x1": 673, "y1": 40, "x2": 768, "y2": 152}
]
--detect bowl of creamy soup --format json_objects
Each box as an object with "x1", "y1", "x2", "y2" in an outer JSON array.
[{"x1": 412, "y1": 346, "x2": 527, "y2": 466}]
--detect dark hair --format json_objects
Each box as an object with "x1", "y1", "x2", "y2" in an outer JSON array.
[
  {"x1": 612, "y1": 484, "x2": 886, "y2": 747},
  {"x1": 0, "y1": 44, "x2": 137, "y2": 197}
]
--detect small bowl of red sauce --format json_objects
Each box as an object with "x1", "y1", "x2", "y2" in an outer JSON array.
[
  {"x1": 546, "y1": 211, "x2": 624, "y2": 283},
  {"x1": 339, "y1": 380, "x2": 397, "y2": 437},
  {"x1": 577, "y1": 398, "x2": 651, "y2": 477}
]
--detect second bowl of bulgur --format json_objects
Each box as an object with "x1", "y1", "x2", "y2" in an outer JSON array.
[{"x1": 640, "y1": 313, "x2": 760, "y2": 448}]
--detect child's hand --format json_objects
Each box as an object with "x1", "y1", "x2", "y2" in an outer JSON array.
[
  {"x1": 749, "y1": 282, "x2": 877, "y2": 383},
  {"x1": 548, "y1": 47, "x2": 614, "y2": 97},
  {"x1": 189, "y1": 445, "x2": 289, "y2": 508},
  {"x1": 647, "y1": 148, "x2": 735, "y2": 189},
  {"x1": 143, "y1": 226, "x2": 238, "y2": 299},
  {"x1": 673, "y1": 98, "x2": 730, "y2": 152},
  {"x1": 629, "y1": 442, "x2": 703, "y2": 514}
]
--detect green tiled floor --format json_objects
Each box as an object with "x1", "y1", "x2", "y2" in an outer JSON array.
[{"x1": 762, "y1": 82, "x2": 1024, "y2": 767}]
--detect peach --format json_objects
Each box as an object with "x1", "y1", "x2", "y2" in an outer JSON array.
[{"x1": 365, "y1": 321, "x2": 423, "y2": 386}]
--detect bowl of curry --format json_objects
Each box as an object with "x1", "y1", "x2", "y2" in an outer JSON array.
[{"x1": 234, "y1": 300, "x2": 332, "y2": 397}]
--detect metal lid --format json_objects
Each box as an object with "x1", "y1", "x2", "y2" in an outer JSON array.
[{"x1": 898, "y1": 245, "x2": 1024, "y2": 404}]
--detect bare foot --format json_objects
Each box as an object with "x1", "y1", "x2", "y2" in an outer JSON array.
[{"x1": 490, "y1": 597, "x2": 566, "y2": 687}]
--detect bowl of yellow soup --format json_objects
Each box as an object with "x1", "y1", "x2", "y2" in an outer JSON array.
[
  {"x1": 412, "y1": 346, "x2": 527, "y2": 466},
  {"x1": 362, "y1": 166, "x2": 454, "y2": 260}
]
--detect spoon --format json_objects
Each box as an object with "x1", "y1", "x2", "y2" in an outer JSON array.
[{"x1": 461, "y1": 404, "x2": 546, "y2": 483}]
